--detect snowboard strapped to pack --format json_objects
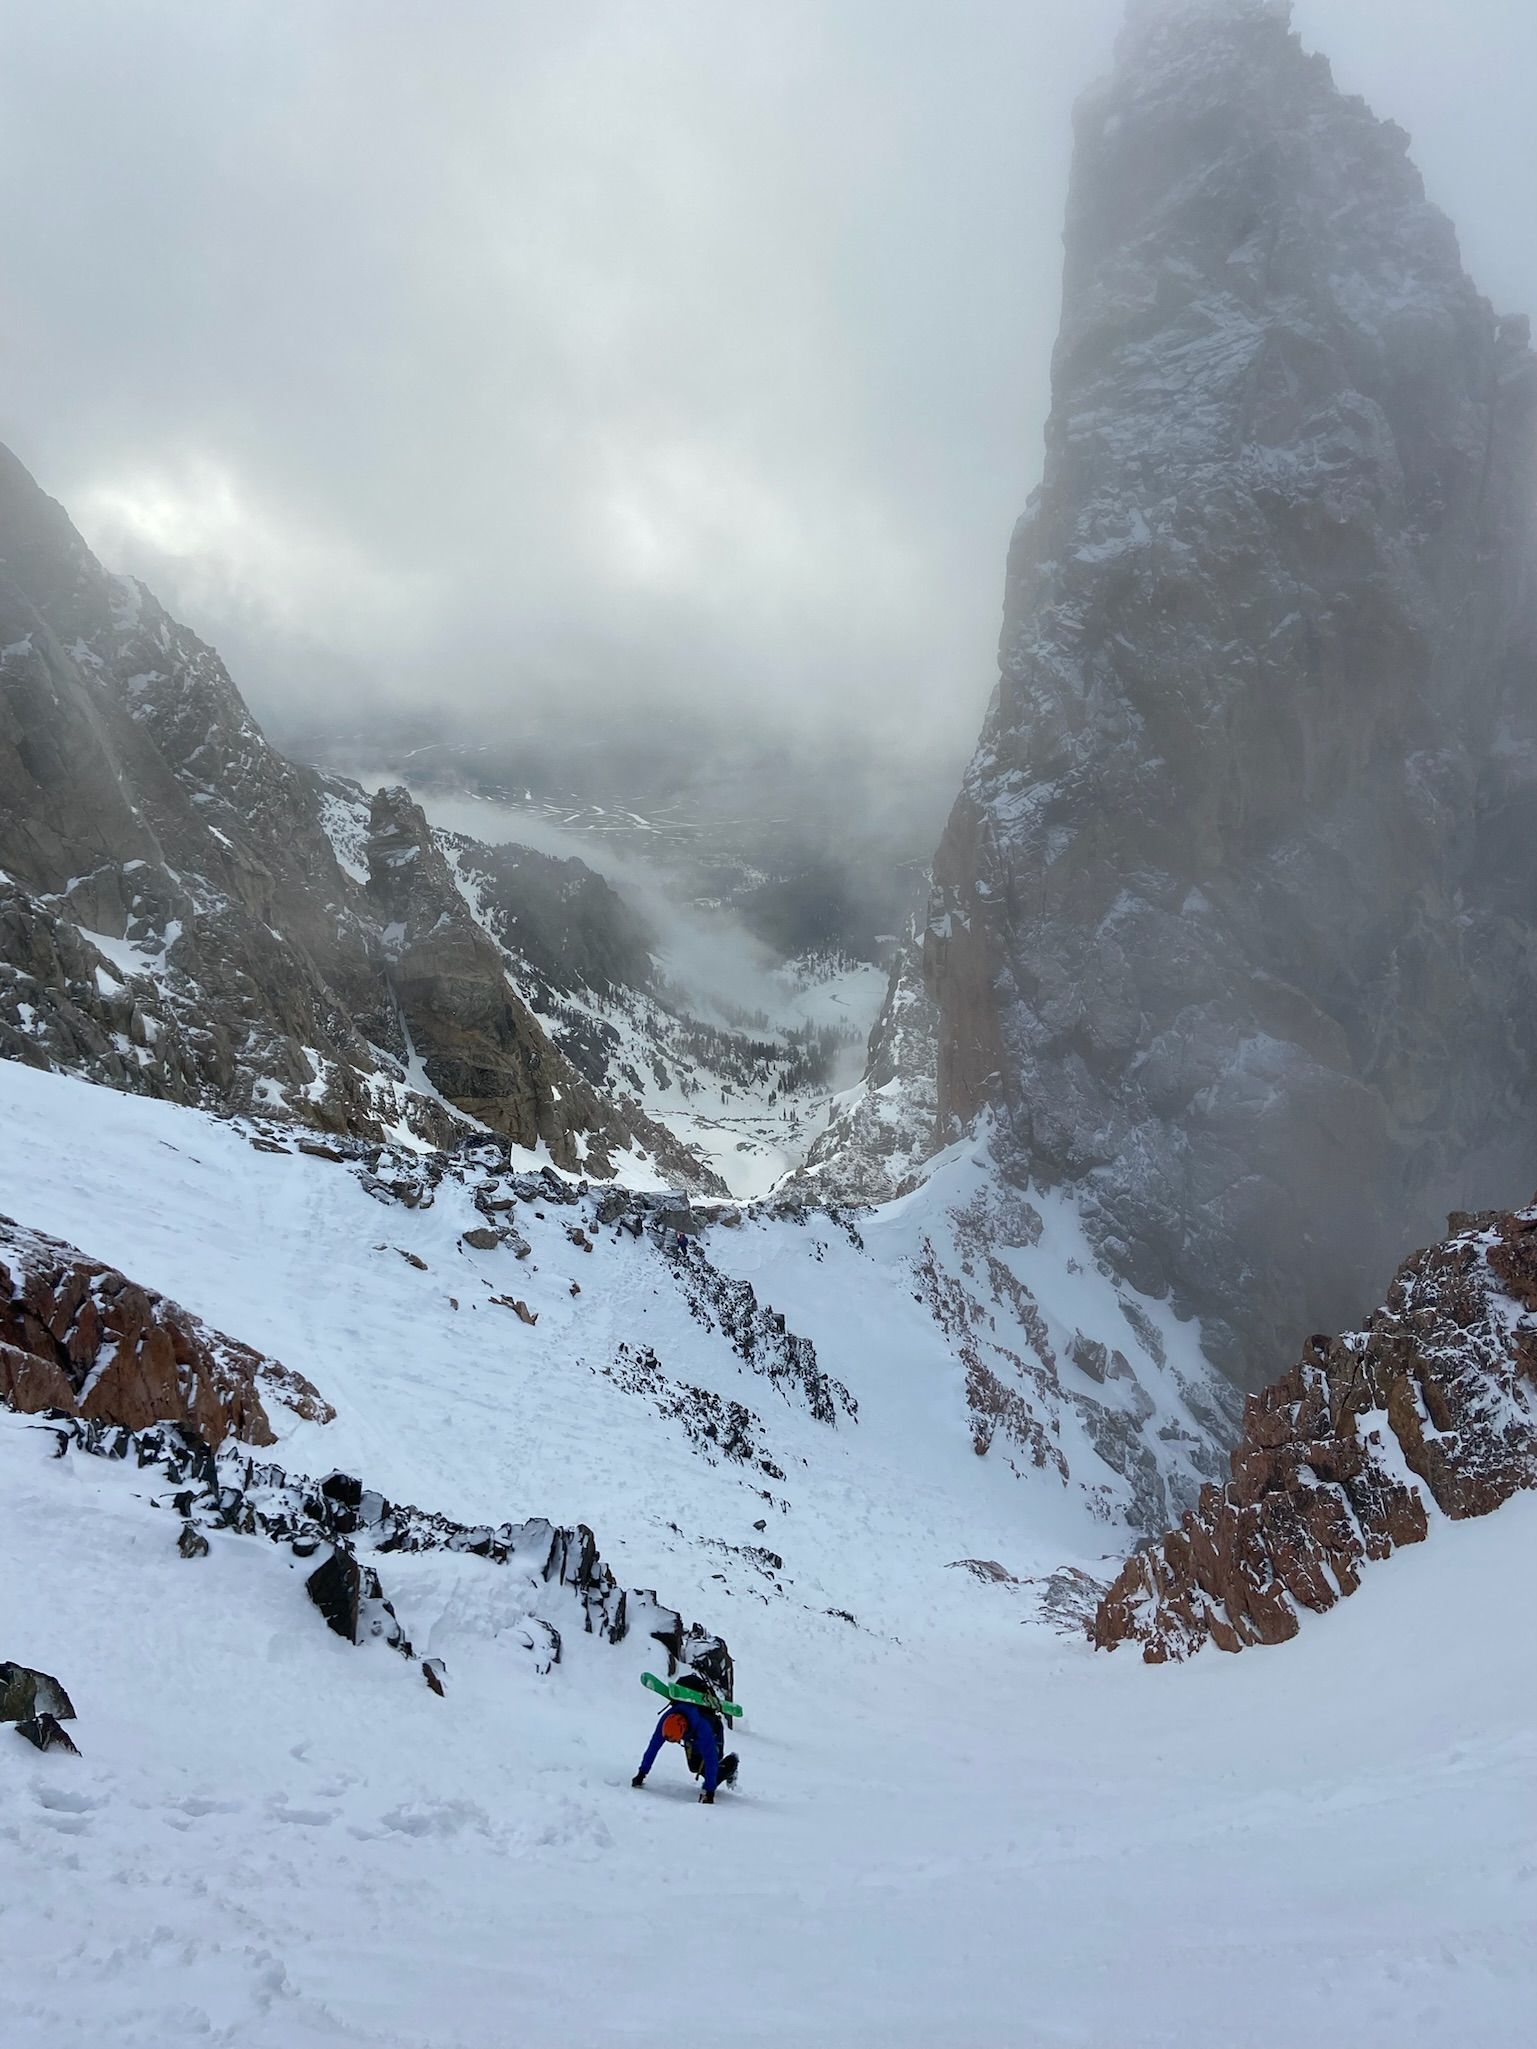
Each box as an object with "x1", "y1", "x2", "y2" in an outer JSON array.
[
  {"x1": 641, "y1": 1670, "x2": 741, "y2": 1792},
  {"x1": 641, "y1": 1670, "x2": 743, "y2": 1718}
]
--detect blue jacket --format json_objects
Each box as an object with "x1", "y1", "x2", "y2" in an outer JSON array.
[{"x1": 637, "y1": 1702, "x2": 720, "y2": 1793}]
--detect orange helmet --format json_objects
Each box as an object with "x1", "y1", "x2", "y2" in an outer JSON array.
[{"x1": 661, "y1": 1712, "x2": 688, "y2": 1743}]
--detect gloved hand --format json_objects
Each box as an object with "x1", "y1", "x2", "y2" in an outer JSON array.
[
  {"x1": 631, "y1": 1774, "x2": 647, "y2": 1789},
  {"x1": 699, "y1": 1788, "x2": 715, "y2": 1804}
]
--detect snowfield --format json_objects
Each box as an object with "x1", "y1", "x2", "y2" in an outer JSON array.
[{"x1": 1, "y1": 1062, "x2": 1533, "y2": 2047}]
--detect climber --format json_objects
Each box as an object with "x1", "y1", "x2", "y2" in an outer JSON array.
[{"x1": 631, "y1": 1680, "x2": 738, "y2": 1803}]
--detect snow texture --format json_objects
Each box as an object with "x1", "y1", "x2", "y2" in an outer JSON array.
[{"x1": 0, "y1": 1053, "x2": 1531, "y2": 2045}]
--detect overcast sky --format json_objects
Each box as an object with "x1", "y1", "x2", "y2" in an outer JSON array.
[{"x1": 5, "y1": 0, "x2": 1536, "y2": 769}]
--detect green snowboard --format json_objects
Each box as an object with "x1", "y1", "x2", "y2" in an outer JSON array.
[{"x1": 642, "y1": 1670, "x2": 743, "y2": 1719}]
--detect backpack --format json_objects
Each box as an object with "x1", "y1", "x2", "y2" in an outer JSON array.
[{"x1": 674, "y1": 1676, "x2": 726, "y2": 1761}]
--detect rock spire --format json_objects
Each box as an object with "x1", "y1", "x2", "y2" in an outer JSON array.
[{"x1": 926, "y1": 1, "x2": 1537, "y2": 1380}]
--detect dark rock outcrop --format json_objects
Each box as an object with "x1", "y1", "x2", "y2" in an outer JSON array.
[
  {"x1": 0, "y1": 1214, "x2": 332, "y2": 1446},
  {"x1": 607, "y1": 1341, "x2": 784, "y2": 1479},
  {"x1": 16, "y1": 1713, "x2": 80, "y2": 1754},
  {"x1": 667, "y1": 1243, "x2": 855, "y2": 1426},
  {"x1": 0, "y1": 1660, "x2": 75, "y2": 1724},
  {"x1": 460, "y1": 1226, "x2": 506, "y2": 1252},
  {"x1": 926, "y1": 0, "x2": 1537, "y2": 1381},
  {"x1": 444, "y1": 834, "x2": 659, "y2": 1007},
  {"x1": 1094, "y1": 1199, "x2": 1537, "y2": 1660},
  {"x1": 40, "y1": 1416, "x2": 732, "y2": 1696},
  {"x1": 0, "y1": 879, "x2": 206, "y2": 1101},
  {"x1": 306, "y1": 1546, "x2": 411, "y2": 1653}
]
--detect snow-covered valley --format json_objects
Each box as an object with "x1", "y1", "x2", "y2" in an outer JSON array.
[
  {"x1": 322, "y1": 767, "x2": 893, "y2": 1198},
  {"x1": 3, "y1": 1061, "x2": 1534, "y2": 2047},
  {"x1": 541, "y1": 949, "x2": 887, "y2": 1203}
]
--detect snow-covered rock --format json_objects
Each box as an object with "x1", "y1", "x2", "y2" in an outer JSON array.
[
  {"x1": 794, "y1": 928, "x2": 941, "y2": 1204},
  {"x1": 311, "y1": 770, "x2": 883, "y2": 1198},
  {"x1": 0, "y1": 1213, "x2": 330, "y2": 1447},
  {"x1": 35, "y1": 1410, "x2": 726, "y2": 1689},
  {"x1": 361, "y1": 785, "x2": 718, "y2": 1185},
  {"x1": 1095, "y1": 1193, "x2": 1537, "y2": 1659},
  {"x1": 926, "y1": 0, "x2": 1537, "y2": 1383},
  {"x1": 0, "y1": 441, "x2": 719, "y2": 1184}
]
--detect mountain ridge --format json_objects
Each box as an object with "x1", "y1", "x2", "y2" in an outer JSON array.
[{"x1": 0, "y1": 442, "x2": 720, "y2": 1187}]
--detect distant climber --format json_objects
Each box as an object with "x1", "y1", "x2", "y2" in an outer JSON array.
[{"x1": 631, "y1": 1672, "x2": 739, "y2": 1804}]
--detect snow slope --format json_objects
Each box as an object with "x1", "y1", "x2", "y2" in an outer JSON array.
[
  {"x1": 2, "y1": 1062, "x2": 1532, "y2": 2046},
  {"x1": 0, "y1": 1063, "x2": 1220, "y2": 1608}
]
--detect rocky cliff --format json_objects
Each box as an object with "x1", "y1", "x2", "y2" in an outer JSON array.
[
  {"x1": 0, "y1": 1214, "x2": 332, "y2": 1447},
  {"x1": 0, "y1": 442, "x2": 714, "y2": 1183},
  {"x1": 796, "y1": 930, "x2": 941, "y2": 1205},
  {"x1": 1093, "y1": 1195, "x2": 1537, "y2": 1659},
  {"x1": 926, "y1": 0, "x2": 1537, "y2": 1383},
  {"x1": 363, "y1": 786, "x2": 712, "y2": 1181}
]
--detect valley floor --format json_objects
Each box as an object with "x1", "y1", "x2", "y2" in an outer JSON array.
[
  {"x1": 636, "y1": 955, "x2": 888, "y2": 1200},
  {"x1": 1, "y1": 1067, "x2": 1532, "y2": 2047}
]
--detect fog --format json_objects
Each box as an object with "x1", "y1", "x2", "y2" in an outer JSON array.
[
  {"x1": 341, "y1": 773, "x2": 797, "y2": 1025},
  {"x1": 5, "y1": 0, "x2": 1537, "y2": 770}
]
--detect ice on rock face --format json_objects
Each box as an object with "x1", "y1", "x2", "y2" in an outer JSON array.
[{"x1": 927, "y1": 0, "x2": 1537, "y2": 1385}]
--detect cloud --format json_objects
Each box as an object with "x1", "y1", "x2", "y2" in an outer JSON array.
[{"x1": 4, "y1": 0, "x2": 1533, "y2": 767}]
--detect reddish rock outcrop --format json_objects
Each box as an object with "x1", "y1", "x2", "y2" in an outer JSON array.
[
  {"x1": 1093, "y1": 1202, "x2": 1537, "y2": 1660},
  {"x1": 0, "y1": 1215, "x2": 333, "y2": 1447}
]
